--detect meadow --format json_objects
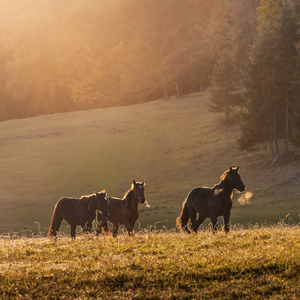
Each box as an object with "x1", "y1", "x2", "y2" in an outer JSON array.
[
  {"x1": 1, "y1": 95, "x2": 300, "y2": 298},
  {"x1": 0, "y1": 92, "x2": 300, "y2": 235},
  {"x1": 1, "y1": 226, "x2": 300, "y2": 299}
]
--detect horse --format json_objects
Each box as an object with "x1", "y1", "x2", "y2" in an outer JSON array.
[
  {"x1": 48, "y1": 190, "x2": 109, "y2": 239},
  {"x1": 176, "y1": 166, "x2": 245, "y2": 234},
  {"x1": 96, "y1": 180, "x2": 146, "y2": 237}
]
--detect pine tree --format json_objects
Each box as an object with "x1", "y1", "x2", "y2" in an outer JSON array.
[
  {"x1": 239, "y1": 0, "x2": 300, "y2": 161},
  {"x1": 206, "y1": 0, "x2": 258, "y2": 125},
  {"x1": 274, "y1": 2, "x2": 300, "y2": 151},
  {"x1": 208, "y1": 50, "x2": 238, "y2": 124}
]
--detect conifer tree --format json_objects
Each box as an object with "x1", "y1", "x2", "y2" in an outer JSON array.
[
  {"x1": 208, "y1": 50, "x2": 238, "y2": 124},
  {"x1": 239, "y1": 0, "x2": 300, "y2": 160}
]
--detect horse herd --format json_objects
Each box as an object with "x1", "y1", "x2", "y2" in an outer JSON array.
[{"x1": 48, "y1": 166, "x2": 245, "y2": 238}]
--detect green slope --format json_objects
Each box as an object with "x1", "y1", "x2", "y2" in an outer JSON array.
[{"x1": 1, "y1": 92, "x2": 300, "y2": 234}]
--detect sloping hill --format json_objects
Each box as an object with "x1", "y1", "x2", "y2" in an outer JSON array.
[{"x1": 1, "y1": 92, "x2": 299, "y2": 234}]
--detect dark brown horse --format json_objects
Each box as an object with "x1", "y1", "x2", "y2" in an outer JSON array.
[
  {"x1": 96, "y1": 180, "x2": 146, "y2": 237},
  {"x1": 48, "y1": 190, "x2": 109, "y2": 239},
  {"x1": 176, "y1": 167, "x2": 245, "y2": 233}
]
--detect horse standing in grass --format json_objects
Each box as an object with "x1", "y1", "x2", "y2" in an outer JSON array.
[
  {"x1": 176, "y1": 166, "x2": 245, "y2": 233},
  {"x1": 48, "y1": 191, "x2": 109, "y2": 239},
  {"x1": 97, "y1": 180, "x2": 146, "y2": 237}
]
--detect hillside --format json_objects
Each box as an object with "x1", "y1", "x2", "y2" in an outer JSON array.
[{"x1": 0, "y1": 92, "x2": 300, "y2": 234}]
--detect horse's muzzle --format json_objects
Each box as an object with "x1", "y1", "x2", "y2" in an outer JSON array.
[
  {"x1": 140, "y1": 198, "x2": 146, "y2": 204},
  {"x1": 238, "y1": 184, "x2": 246, "y2": 192}
]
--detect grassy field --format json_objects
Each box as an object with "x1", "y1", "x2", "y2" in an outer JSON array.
[
  {"x1": 1, "y1": 226, "x2": 300, "y2": 299},
  {"x1": 0, "y1": 92, "x2": 300, "y2": 234}
]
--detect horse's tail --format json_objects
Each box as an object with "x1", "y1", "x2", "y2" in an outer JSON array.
[
  {"x1": 47, "y1": 202, "x2": 61, "y2": 237},
  {"x1": 176, "y1": 198, "x2": 191, "y2": 233}
]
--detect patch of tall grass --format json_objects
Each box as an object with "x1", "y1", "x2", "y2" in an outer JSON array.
[{"x1": 1, "y1": 225, "x2": 299, "y2": 299}]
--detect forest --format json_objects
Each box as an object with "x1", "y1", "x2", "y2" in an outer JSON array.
[{"x1": 0, "y1": 0, "x2": 300, "y2": 159}]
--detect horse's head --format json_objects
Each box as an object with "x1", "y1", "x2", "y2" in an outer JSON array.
[
  {"x1": 226, "y1": 166, "x2": 245, "y2": 192},
  {"x1": 132, "y1": 180, "x2": 146, "y2": 204},
  {"x1": 95, "y1": 190, "x2": 109, "y2": 217}
]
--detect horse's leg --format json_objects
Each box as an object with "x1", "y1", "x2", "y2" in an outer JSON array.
[
  {"x1": 97, "y1": 219, "x2": 111, "y2": 236},
  {"x1": 123, "y1": 220, "x2": 134, "y2": 236},
  {"x1": 112, "y1": 224, "x2": 119, "y2": 238},
  {"x1": 210, "y1": 214, "x2": 218, "y2": 233},
  {"x1": 95, "y1": 212, "x2": 101, "y2": 235},
  {"x1": 71, "y1": 225, "x2": 76, "y2": 239},
  {"x1": 96, "y1": 219, "x2": 102, "y2": 235},
  {"x1": 223, "y1": 212, "x2": 231, "y2": 233},
  {"x1": 126, "y1": 223, "x2": 135, "y2": 236},
  {"x1": 86, "y1": 221, "x2": 92, "y2": 234},
  {"x1": 81, "y1": 220, "x2": 92, "y2": 235},
  {"x1": 190, "y1": 207, "x2": 197, "y2": 233},
  {"x1": 194, "y1": 215, "x2": 206, "y2": 233},
  {"x1": 103, "y1": 220, "x2": 110, "y2": 235}
]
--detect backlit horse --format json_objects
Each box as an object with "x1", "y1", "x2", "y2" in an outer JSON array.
[
  {"x1": 48, "y1": 191, "x2": 109, "y2": 239},
  {"x1": 176, "y1": 167, "x2": 245, "y2": 233},
  {"x1": 97, "y1": 180, "x2": 146, "y2": 237}
]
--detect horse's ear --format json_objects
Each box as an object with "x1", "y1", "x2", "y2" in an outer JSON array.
[
  {"x1": 230, "y1": 167, "x2": 233, "y2": 172},
  {"x1": 236, "y1": 166, "x2": 240, "y2": 172},
  {"x1": 142, "y1": 181, "x2": 145, "y2": 187}
]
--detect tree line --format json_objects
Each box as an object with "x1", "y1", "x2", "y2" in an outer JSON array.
[
  {"x1": 0, "y1": 0, "x2": 299, "y2": 160},
  {"x1": 0, "y1": 0, "x2": 255, "y2": 119}
]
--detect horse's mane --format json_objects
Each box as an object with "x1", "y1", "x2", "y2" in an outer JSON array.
[
  {"x1": 80, "y1": 190, "x2": 106, "y2": 200},
  {"x1": 220, "y1": 166, "x2": 240, "y2": 181},
  {"x1": 212, "y1": 168, "x2": 231, "y2": 190},
  {"x1": 220, "y1": 169, "x2": 230, "y2": 181},
  {"x1": 122, "y1": 187, "x2": 134, "y2": 201},
  {"x1": 97, "y1": 189, "x2": 107, "y2": 195},
  {"x1": 215, "y1": 168, "x2": 238, "y2": 198}
]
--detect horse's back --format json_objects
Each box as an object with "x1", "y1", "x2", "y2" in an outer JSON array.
[
  {"x1": 187, "y1": 187, "x2": 211, "y2": 216},
  {"x1": 188, "y1": 187, "x2": 211, "y2": 201},
  {"x1": 106, "y1": 197, "x2": 125, "y2": 225},
  {"x1": 57, "y1": 197, "x2": 81, "y2": 225},
  {"x1": 108, "y1": 197, "x2": 123, "y2": 208},
  {"x1": 57, "y1": 197, "x2": 79, "y2": 209}
]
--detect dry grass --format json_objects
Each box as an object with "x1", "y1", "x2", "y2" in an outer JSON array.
[{"x1": 1, "y1": 226, "x2": 300, "y2": 299}]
